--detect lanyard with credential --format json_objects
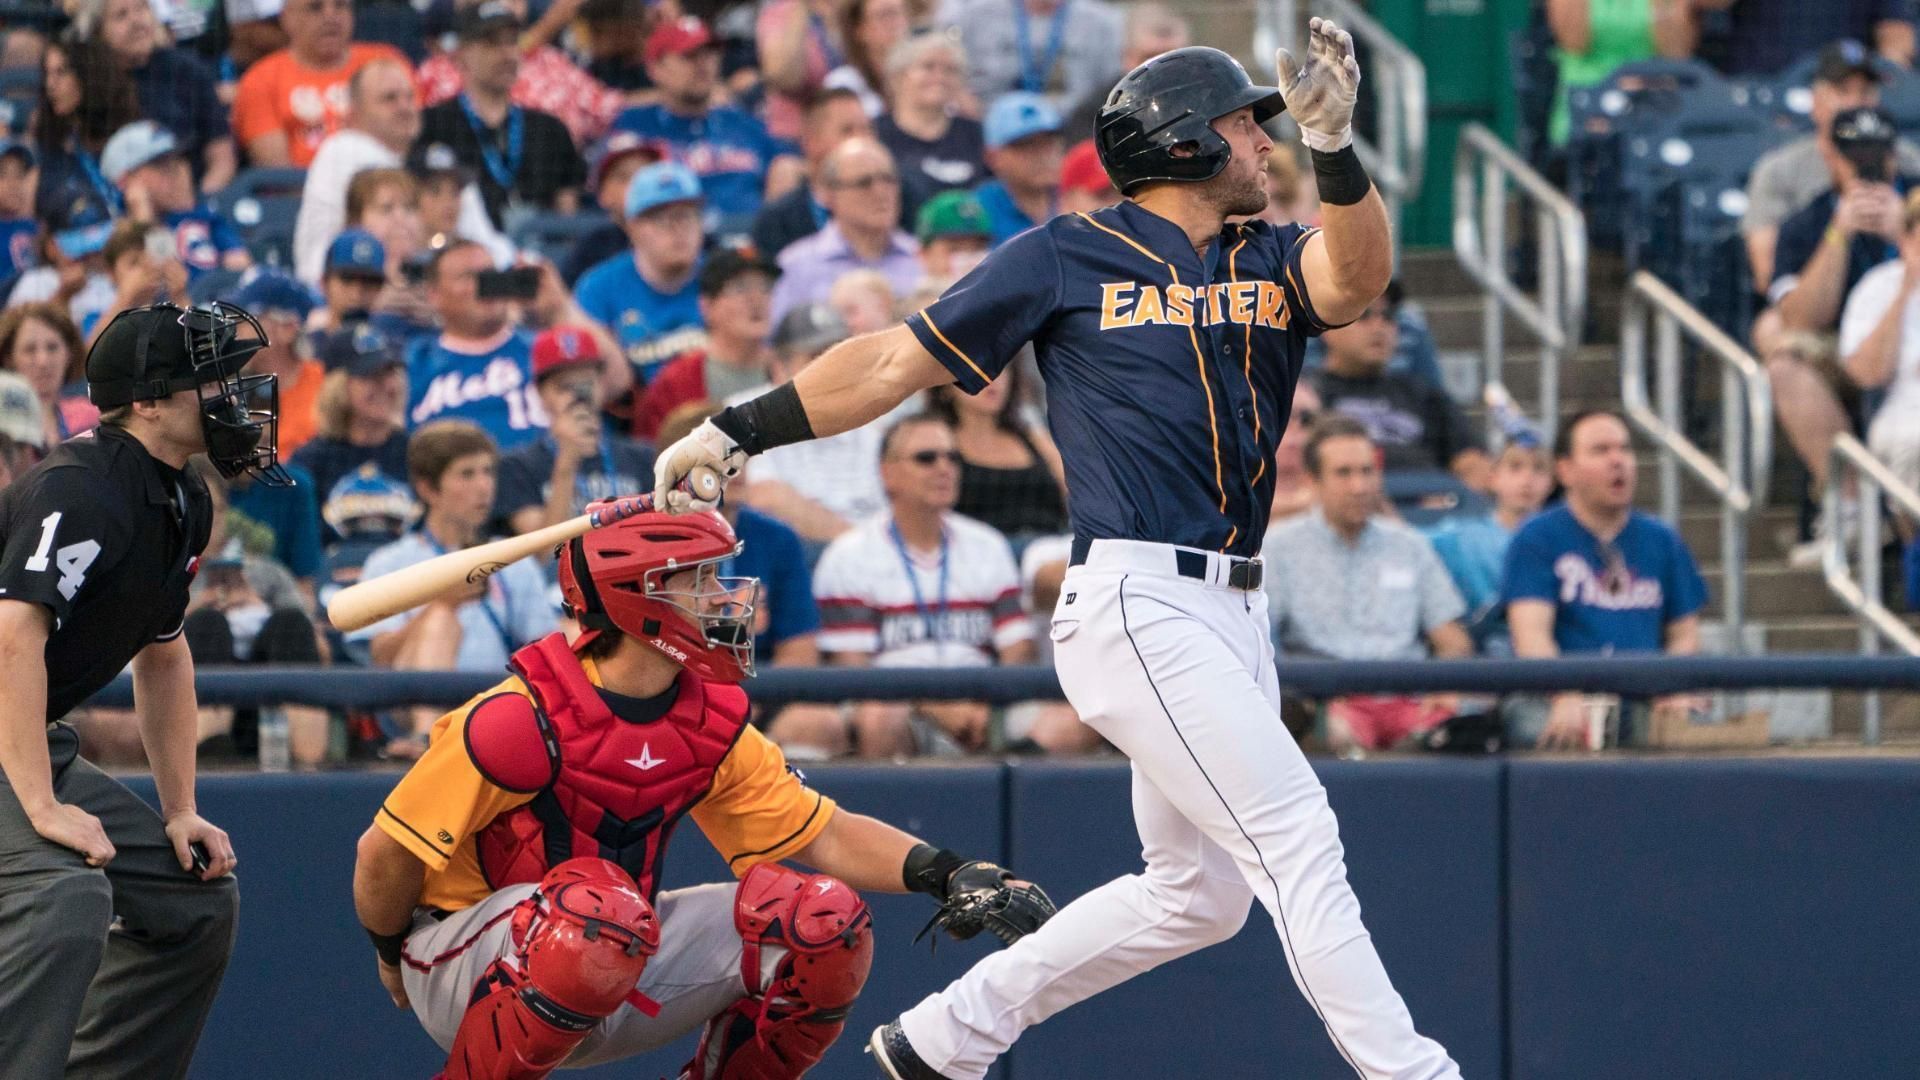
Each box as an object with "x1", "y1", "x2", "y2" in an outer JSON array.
[
  {"x1": 1013, "y1": 0, "x2": 1072, "y2": 95},
  {"x1": 74, "y1": 148, "x2": 123, "y2": 215},
  {"x1": 419, "y1": 526, "x2": 515, "y2": 653},
  {"x1": 888, "y1": 519, "x2": 949, "y2": 648},
  {"x1": 459, "y1": 94, "x2": 525, "y2": 193}
]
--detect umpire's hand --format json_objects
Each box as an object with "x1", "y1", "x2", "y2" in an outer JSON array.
[
  {"x1": 29, "y1": 802, "x2": 115, "y2": 867},
  {"x1": 163, "y1": 810, "x2": 237, "y2": 880}
]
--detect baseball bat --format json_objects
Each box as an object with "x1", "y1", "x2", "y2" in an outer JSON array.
[{"x1": 325, "y1": 468, "x2": 721, "y2": 633}]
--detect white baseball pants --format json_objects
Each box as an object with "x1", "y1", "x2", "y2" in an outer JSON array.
[{"x1": 897, "y1": 539, "x2": 1461, "y2": 1079}]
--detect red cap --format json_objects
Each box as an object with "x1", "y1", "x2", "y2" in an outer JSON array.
[
  {"x1": 532, "y1": 326, "x2": 602, "y2": 380},
  {"x1": 645, "y1": 15, "x2": 716, "y2": 65},
  {"x1": 1060, "y1": 138, "x2": 1112, "y2": 195}
]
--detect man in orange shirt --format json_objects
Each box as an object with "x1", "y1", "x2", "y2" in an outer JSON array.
[
  {"x1": 232, "y1": 0, "x2": 409, "y2": 167},
  {"x1": 352, "y1": 502, "x2": 1054, "y2": 1079}
]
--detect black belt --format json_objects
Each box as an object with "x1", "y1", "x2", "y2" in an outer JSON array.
[{"x1": 1068, "y1": 536, "x2": 1264, "y2": 591}]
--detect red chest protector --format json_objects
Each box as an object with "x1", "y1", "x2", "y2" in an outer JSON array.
[{"x1": 466, "y1": 633, "x2": 751, "y2": 899}]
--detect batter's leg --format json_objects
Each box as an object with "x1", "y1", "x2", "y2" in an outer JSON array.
[{"x1": 62, "y1": 755, "x2": 239, "y2": 1080}]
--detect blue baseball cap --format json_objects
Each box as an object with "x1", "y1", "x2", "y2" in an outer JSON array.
[
  {"x1": 232, "y1": 268, "x2": 318, "y2": 322},
  {"x1": 984, "y1": 92, "x2": 1063, "y2": 150},
  {"x1": 100, "y1": 121, "x2": 182, "y2": 185},
  {"x1": 47, "y1": 183, "x2": 114, "y2": 260},
  {"x1": 325, "y1": 228, "x2": 388, "y2": 280},
  {"x1": 320, "y1": 320, "x2": 404, "y2": 377},
  {"x1": 0, "y1": 137, "x2": 35, "y2": 170},
  {"x1": 624, "y1": 160, "x2": 703, "y2": 220}
]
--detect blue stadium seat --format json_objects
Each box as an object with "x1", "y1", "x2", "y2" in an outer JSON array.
[
  {"x1": 1509, "y1": 20, "x2": 1559, "y2": 173},
  {"x1": 209, "y1": 168, "x2": 307, "y2": 270},
  {"x1": 190, "y1": 268, "x2": 245, "y2": 306},
  {"x1": 0, "y1": 67, "x2": 38, "y2": 135},
  {"x1": 1383, "y1": 470, "x2": 1491, "y2": 530},
  {"x1": 1566, "y1": 58, "x2": 1737, "y2": 251},
  {"x1": 509, "y1": 208, "x2": 611, "y2": 263}
]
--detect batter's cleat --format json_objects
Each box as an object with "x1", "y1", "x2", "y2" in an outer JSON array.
[{"x1": 867, "y1": 1020, "x2": 951, "y2": 1080}]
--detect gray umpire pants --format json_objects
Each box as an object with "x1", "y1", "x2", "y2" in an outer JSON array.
[{"x1": 0, "y1": 723, "x2": 239, "y2": 1080}]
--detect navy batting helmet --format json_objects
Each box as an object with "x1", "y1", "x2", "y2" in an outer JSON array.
[{"x1": 1095, "y1": 47, "x2": 1286, "y2": 194}]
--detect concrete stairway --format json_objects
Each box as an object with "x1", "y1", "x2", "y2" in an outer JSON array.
[{"x1": 1395, "y1": 248, "x2": 1920, "y2": 742}]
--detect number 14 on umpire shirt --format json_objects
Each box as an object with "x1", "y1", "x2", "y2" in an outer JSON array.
[{"x1": 904, "y1": 201, "x2": 1331, "y2": 559}]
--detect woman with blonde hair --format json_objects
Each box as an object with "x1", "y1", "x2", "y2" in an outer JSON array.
[{"x1": 289, "y1": 323, "x2": 411, "y2": 527}]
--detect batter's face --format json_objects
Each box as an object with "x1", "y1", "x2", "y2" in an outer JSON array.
[
  {"x1": 1556, "y1": 414, "x2": 1637, "y2": 516},
  {"x1": 1201, "y1": 107, "x2": 1274, "y2": 218},
  {"x1": 1311, "y1": 433, "x2": 1382, "y2": 533}
]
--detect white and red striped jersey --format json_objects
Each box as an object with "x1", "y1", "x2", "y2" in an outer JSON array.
[{"x1": 813, "y1": 512, "x2": 1031, "y2": 666}]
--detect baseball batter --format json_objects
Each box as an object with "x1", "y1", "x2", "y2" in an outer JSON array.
[{"x1": 653, "y1": 22, "x2": 1461, "y2": 1079}]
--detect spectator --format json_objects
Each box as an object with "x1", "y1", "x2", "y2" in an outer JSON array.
[
  {"x1": 6, "y1": 184, "x2": 116, "y2": 329},
  {"x1": 0, "y1": 303, "x2": 96, "y2": 443},
  {"x1": 1765, "y1": 106, "x2": 1906, "y2": 560},
  {"x1": 0, "y1": 370, "x2": 48, "y2": 488},
  {"x1": 231, "y1": 0, "x2": 410, "y2": 167},
  {"x1": 1503, "y1": 410, "x2": 1707, "y2": 749},
  {"x1": 224, "y1": 445, "x2": 326, "y2": 603},
  {"x1": 633, "y1": 248, "x2": 776, "y2": 442},
  {"x1": 1312, "y1": 291, "x2": 1489, "y2": 489},
  {"x1": 1268, "y1": 380, "x2": 1321, "y2": 526},
  {"x1": 156, "y1": 0, "x2": 288, "y2": 73},
  {"x1": 1745, "y1": 42, "x2": 1920, "y2": 289},
  {"x1": 1545, "y1": 0, "x2": 1696, "y2": 147},
  {"x1": 576, "y1": 0, "x2": 655, "y2": 92},
  {"x1": 28, "y1": 39, "x2": 138, "y2": 219},
  {"x1": 1429, "y1": 439, "x2": 1554, "y2": 654},
  {"x1": 226, "y1": 269, "x2": 325, "y2": 457},
  {"x1": 926, "y1": 361, "x2": 1066, "y2": 546},
  {"x1": 912, "y1": 188, "x2": 993, "y2": 289},
  {"x1": 1263, "y1": 417, "x2": 1473, "y2": 753},
  {"x1": 86, "y1": 219, "x2": 191, "y2": 342},
  {"x1": 827, "y1": 267, "x2": 898, "y2": 335},
  {"x1": 751, "y1": 88, "x2": 875, "y2": 261},
  {"x1": 292, "y1": 58, "x2": 508, "y2": 287},
  {"x1": 495, "y1": 326, "x2": 656, "y2": 534},
  {"x1": 407, "y1": 147, "x2": 465, "y2": 242},
  {"x1": 813, "y1": 414, "x2": 1035, "y2": 757},
  {"x1": 559, "y1": 132, "x2": 666, "y2": 285},
  {"x1": 291, "y1": 319, "x2": 411, "y2": 517},
  {"x1": 768, "y1": 136, "x2": 922, "y2": 324},
  {"x1": 975, "y1": 92, "x2": 1064, "y2": 246},
  {"x1": 311, "y1": 227, "x2": 390, "y2": 330},
  {"x1": 825, "y1": 0, "x2": 910, "y2": 117},
  {"x1": 1703, "y1": 7, "x2": 1913, "y2": 78},
  {"x1": 612, "y1": 15, "x2": 803, "y2": 227},
  {"x1": 316, "y1": 462, "x2": 420, "y2": 657},
  {"x1": 1837, "y1": 186, "x2": 1920, "y2": 522},
  {"x1": 349, "y1": 419, "x2": 554, "y2": 752},
  {"x1": 941, "y1": 0, "x2": 1123, "y2": 122},
  {"x1": 876, "y1": 35, "x2": 987, "y2": 218},
  {"x1": 756, "y1": 0, "x2": 840, "y2": 142},
  {"x1": 416, "y1": 0, "x2": 627, "y2": 148},
  {"x1": 414, "y1": 1, "x2": 585, "y2": 230},
  {"x1": 573, "y1": 161, "x2": 710, "y2": 385},
  {"x1": 1057, "y1": 137, "x2": 1117, "y2": 215},
  {"x1": 1064, "y1": 0, "x2": 1189, "y2": 135},
  {"x1": 98, "y1": 122, "x2": 250, "y2": 283},
  {"x1": 1251, "y1": 145, "x2": 1319, "y2": 229},
  {"x1": 1304, "y1": 279, "x2": 1447, "y2": 390},
  {"x1": 0, "y1": 139, "x2": 39, "y2": 286},
  {"x1": 74, "y1": 0, "x2": 236, "y2": 191},
  {"x1": 405, "y1": 238, "x2": 546, "y2": 448}
]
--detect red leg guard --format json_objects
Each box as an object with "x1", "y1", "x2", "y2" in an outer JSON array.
[
  {"x1": 679, "y1": 864, "x2": 874, "y2": 1080},
  {"x1": 440, "y1": 858, "x2": 661, "y2": 1080}
]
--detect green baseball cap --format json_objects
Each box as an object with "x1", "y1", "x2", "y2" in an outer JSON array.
[{"x1": 916, "y1": 190, "x2": 992, "y2": 243}]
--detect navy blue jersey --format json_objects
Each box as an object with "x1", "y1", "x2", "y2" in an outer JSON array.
[{"x1": 905, "y1": 199, "x2": 1330, "y2": 557}]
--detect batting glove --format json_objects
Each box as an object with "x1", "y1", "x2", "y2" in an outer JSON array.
[
  {"x1": 1276, "y1": 17, "x2": 1361, "y2": 152},
  {"x1": 651, "y1": 419, "x2": 747, "y2": 513}
]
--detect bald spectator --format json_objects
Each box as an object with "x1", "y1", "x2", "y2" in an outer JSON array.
[
  {"x1": 751, "y1": 87, "x2": 875, "y2": 260},
  {"x1": 975, "y1": 92, "x2": 1065, "y2": 246},
  {"x1": 292, "y1": 58, "x2": 508, "y2": 287},
  {"x1": 940, "y1": 0, "x2": 1125, "y2": 121},
  {"x1": 877, "y1": 34, "x2": 988, "y2": 218},
  {"x1": 768, "y1": 137, "x2": 923, "y2": 325},
  {"x1": 231, "y1": 0, "x2": 410, "y2": 167}
]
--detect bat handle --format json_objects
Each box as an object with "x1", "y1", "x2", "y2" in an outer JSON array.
[{"x1": 589, "y1": 493, "x2": 655, "y2": 528}]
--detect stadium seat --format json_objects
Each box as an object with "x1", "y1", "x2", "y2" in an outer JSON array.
[
  {"x1": 1509, "y1": 20, "x2": 1560, "y2": 174},
  {"x1": 1566, "y1": 59, "x2": 1735, "y2": 250},
  {"x1": 210, "y1": 168, "x2": 307, "y2": 270},
  {"x1": 0, "y1": 67, "x2": 37, "y2": 135},
  {"x1": 190, "y1": 268, "x2": 245, "y2": 306},
  {"x1": 1383, "y1": 470, "x2": 1492, "y2": 529},
  {"x1": 352, "y1": 0, "x2": 427, "y2": 64},
  {"x1": 508, "y1": 208, "x2": 611, "y2": 264}
]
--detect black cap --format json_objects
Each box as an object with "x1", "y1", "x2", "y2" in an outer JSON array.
[
  {"x1": 455, "y1": 0, "x2": 522, "y2": 41},
  {"x1": 1832, "y1": 105, "x2": 1897, "y2": 149},
  {"x1": 319, "y1": 321, "x2": 405, "y2": 377},
  {"x1": 1815, "y1": 39, "x2": 1881, "y2": 86},
  {"x1": 771, "y1": 303, "x2": 847, "y2": 354},
  {"x1": 697, "y1": 247, "x2": 778, "y2": 298},
  {"x1": 406, "y1": 140, "x2": 471, "y2": 184},
  {"x1": 87, "y1": 303, "x2": 263, "y2": 408}
]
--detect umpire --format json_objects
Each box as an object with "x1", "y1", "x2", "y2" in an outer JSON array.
[{"x1": 0, "y1": 301, "x2": 286, "y2": 1079}]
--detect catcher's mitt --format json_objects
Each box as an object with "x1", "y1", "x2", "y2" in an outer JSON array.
[{"x1": 916, "y1": 861, "x2": 1058, "y2": 948}]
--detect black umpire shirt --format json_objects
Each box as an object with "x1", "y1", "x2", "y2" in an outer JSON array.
[{"x1": 0, "y1": 425, "x2": 213, "y2": 722}]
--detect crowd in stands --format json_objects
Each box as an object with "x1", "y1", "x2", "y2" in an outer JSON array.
[{"x1": 0, "y1": 0, "x2": 1731, "y2": 766}]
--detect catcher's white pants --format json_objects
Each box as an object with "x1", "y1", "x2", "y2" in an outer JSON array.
[{"x1": 897, "y1": 540, "x2": 1460, "y2": 1080}]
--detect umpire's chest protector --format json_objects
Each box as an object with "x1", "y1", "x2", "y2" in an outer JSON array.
[{"x1": 468, "y1": 633, "x2": 750, "y2": 899}]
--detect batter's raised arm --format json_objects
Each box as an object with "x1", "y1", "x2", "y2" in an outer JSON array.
[{"x1": 1284, "y1": 18, "x2": 1394, "y2": 326}]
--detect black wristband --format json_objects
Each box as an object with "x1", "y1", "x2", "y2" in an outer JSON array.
[
  {"x1": 711, "y1": 381, "x2": 815, "y2": 457},
  {"x1": 1310, "y1": 144, "x2": 1372, "y2": 207},
  {"x1": 903, "y1": 843, "x2": 970, "y2": 899},
  {"x1": 366, "y1": 926, "x2": 406, "y2": 967}
]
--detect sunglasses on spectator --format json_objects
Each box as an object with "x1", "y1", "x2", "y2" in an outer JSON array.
[
  {"x1": 836, "y1": 171, "x2": 899, "y2": 190},
  {"x1": 902, "y1": 449, "x2": 962, "y2": 466}
]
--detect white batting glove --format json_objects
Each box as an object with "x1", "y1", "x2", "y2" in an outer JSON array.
[
  {"x1": 1276, "y1": 17, "x2": 1361, "y2": 152},
  {"x1": 651, "y1": 419, "x2": 747, "y2": 513}
]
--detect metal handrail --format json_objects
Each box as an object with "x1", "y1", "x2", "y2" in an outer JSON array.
[
  {"x1": 1822, "y1": 434, "x2": 1920, "y2": 745},
  {"x1": 1259, "y1": 0, "x2": 1428, "y2": 240},
  {"x1": 1620, "y1": 271, "x2": 1773, "y2": 653},
  {"x1": 1451, "y1": 122, "x2": 1587, "y2": 440}
]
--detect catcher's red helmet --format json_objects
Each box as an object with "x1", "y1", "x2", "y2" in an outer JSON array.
[{"x1": 558, "y1": 503, "x2": 758, "y2": 682}]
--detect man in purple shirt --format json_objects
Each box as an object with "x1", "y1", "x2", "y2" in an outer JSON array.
[{"x1": 767, "y1": 137, "x2": 924, "y2": 325}]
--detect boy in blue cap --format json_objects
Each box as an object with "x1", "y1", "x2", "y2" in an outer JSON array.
[{"x1": 0, "y1": 139, "x2": 38, "y2": 285}]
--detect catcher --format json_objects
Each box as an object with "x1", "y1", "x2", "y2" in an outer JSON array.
[{"x1": 351, "y1": 501, "x2": 1054, "y2": 1079}]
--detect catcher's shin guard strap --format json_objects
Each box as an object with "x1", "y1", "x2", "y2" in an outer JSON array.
[
  {"x1": 1310, "y1": 143, "x2": 1372, "y2": 207},
  {"x1": 712, "y1": 381, "x2": 814, "y2": 456},
  {"x1": 903, "y1": 843, "x2": 968, "y2": 898}
]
